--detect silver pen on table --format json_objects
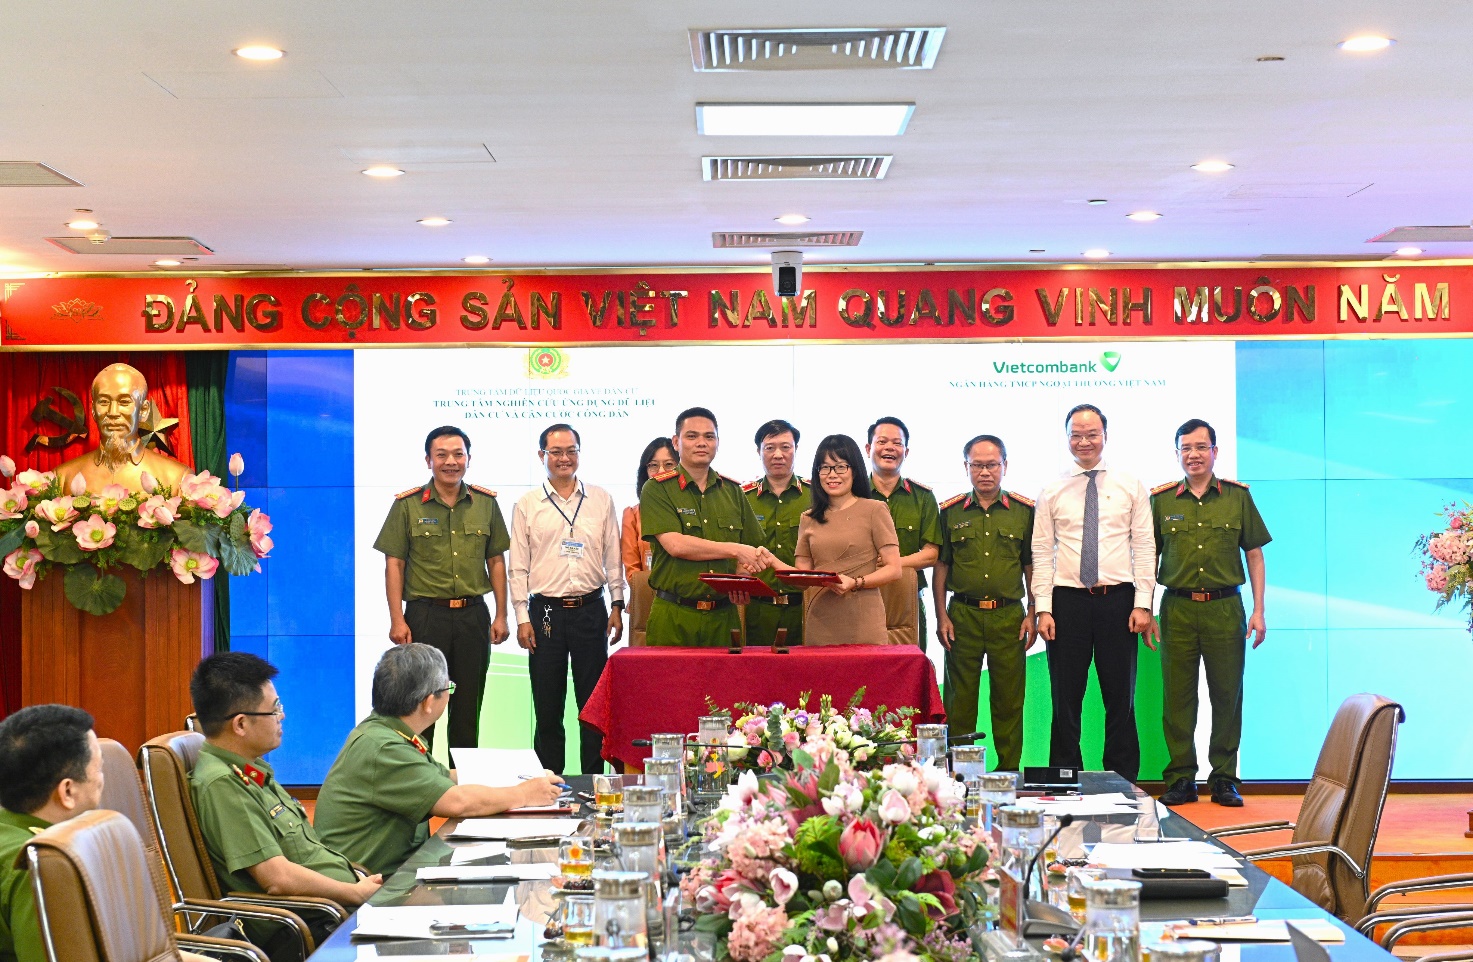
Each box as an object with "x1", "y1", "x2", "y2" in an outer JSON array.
[{"x1": 1183, "y1": 916, "x2": 1256, "y2": 926}]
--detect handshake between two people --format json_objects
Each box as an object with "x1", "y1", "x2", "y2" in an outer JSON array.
[{"x1": 725, "y1": 543, "x2": 784, "y2": 607}]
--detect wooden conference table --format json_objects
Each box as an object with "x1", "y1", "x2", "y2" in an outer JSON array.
[
  {"x1": 579, "y1": 645, "x2": 947, "y2": 772},
  {"x1": 306, "y1": 772, "x2": 1399, "y2": 961}
]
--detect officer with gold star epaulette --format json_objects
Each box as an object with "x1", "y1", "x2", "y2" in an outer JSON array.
[
  {"x1": 744, "y1": 419, "x2": 812, "y2": 645},
  {"x1": 374, "y1": 426, "x2": 511, "y2": 749},
  {"x1": 1152, "y1": 419, "x2": 1271, "y2": 809},
  {"x1": 865, "y1": 417, "x2": 942, "y2": 649},
  {"x1": 640, "y1": 407, "x2": 768, "y2": 647},
  {"x1": 932, "y1": 434, "x2": 1036, "y2": 770}
]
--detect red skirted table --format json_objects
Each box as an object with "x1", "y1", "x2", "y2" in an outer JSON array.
[{"x1": 579, "y1": 644, "x2": 945, "y2": 771}]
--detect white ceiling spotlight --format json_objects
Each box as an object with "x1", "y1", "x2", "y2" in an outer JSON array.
[
  {"x1": 1126, "y1": 211, "x2": 1162, "y2": 222},
  {"x1": 696, "y1": 103, "x2": 914, "y2": 137},
  {"x1": 1191, "y1": 160, "x2": 1234, "y2": 173},
  {"x1": 1394, "y1": 247, "x2": 1423, "y2": 256},
  {"x1": 1338, "y1": 35, "x2": 1394, "y2": 52},
  {"x1": 362, "y1": 166, "x2": 405, "y2": 178},
  {"x1": 463, "y1": 255, "x2": 491, "y2": 265},
  {"x1": 234, "y1": 45, "x2": 285, "y2": 61},
  {"x1": 1082, "y1": 248, "x2": 1111, "y2": 259},
  {"x1": 775, "y1": 214, "x2": 810, "y2": 226},
  {"x1": 418, "y1": 217, "x2": 452, "y2": 227}
]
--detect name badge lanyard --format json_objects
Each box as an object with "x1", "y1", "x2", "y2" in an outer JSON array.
[{"x1": 542, "y1": 484, "x2": 586, "y2": 638}]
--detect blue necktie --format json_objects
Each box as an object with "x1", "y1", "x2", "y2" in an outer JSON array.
[{"x1": 1080, "y1": 470, "x2": 1100, "y2": 587}]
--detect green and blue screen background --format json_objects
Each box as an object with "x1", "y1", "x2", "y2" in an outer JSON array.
[{"x1": 223, "y1": 339, "x2": 1471, "y2": 783}]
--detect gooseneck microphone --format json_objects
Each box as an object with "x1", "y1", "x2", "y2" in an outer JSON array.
[{"x1": 1020, "y1": 813, "x2": 1081, "y2": 938}]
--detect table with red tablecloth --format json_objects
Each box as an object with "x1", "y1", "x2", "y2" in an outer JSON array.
[{"x1": 578, "y1": 644, "x2": 945, "y2": 771}]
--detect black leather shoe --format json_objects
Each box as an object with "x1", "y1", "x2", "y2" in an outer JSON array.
[
  {"x1": 1210, "y1": 779, "x2": 1244, "y2": 807},
  {"x1": 1159, "y1": 777, "x2": 1199, "y2": 806}
]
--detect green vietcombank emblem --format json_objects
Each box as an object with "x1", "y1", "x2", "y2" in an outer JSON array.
[
  {"x1": 1100, "y1": 351, "x2": 1121, "y2": 372},
  {"x1": 527, "y1": 347, "x2": 569, "y2": 379}
]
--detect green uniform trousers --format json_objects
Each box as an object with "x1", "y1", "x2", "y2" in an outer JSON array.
[
  {"x1": 1159, "y1": 592, "x2": 1247, "y2": 787},
  {"x1": 646, "y1": 597, "x2": 741, "y2": 648},
  {"x1": 745, "y1": 598, "x2": 804, "y2": 646},
  {"x1": 943, "y1": 600, "x2": 1027, "y2": 770}
]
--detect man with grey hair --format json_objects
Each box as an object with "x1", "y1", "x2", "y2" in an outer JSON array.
[{"x1": 315, "y1": 644, "x2": 566, "y2": 874}]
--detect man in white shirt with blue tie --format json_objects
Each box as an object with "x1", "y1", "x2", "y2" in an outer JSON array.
[{"x1": 1031, "y1": 404, "x2": 1157, "y2": 783}]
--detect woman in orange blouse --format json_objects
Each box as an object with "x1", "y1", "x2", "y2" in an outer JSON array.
[{"x1": 621, "y1": 437, "x2": 679, "y2": 573}]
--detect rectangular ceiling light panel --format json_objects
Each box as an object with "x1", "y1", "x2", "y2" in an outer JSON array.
[
  {"x1": 0, "y1": 162, "x2": 83, "y2": 187},
  {"x1": 703, "y1": 155, "x2": 892, "y2": 181},
  {"x1": 1367, "y1": 226, "x2": 1473, "y2": 243},
  {"x1": 46, "y1": 237, "x2": 214, "y2": 256},
  {"x1": 690, "y1": 27, "x2": 945, "y2": 71},
  {"x1": 697, "y1": 103, "x2": 914, "y2": 137},
  {"x1": 713, "y1": 231, "x2": 863, "y2": 249}
]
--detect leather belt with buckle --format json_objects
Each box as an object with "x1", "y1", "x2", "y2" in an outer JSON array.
[
  {"x1": 751, "y1": 592, "x2": 805, "y2": 606},
  {"x1": 654, "y1": 589, "x2": 732, "y2": 612},
  {"x1": 1166, "y1": 585, "x2": 1241, "y2": 602},
  {"x1": 1056, "y1": 583, "x2": 1133, "y2": 597},
  {"x1": 952, "y1": 594, "x2": 1021, "y2": 611},
  {"x1": 532, "y1": 588, "x2": 604, "y2": 608},
  {"x1": 416, "y1": 596, "x2": 484, "y2": 609}
]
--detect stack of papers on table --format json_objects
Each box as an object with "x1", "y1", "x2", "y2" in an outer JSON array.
[
  {"x1": 416, "y1": 862, "x2": 559, "y2": 883},
  {"x1": 351, "y1": 903, "x2": 520, "y2": 941},
  {"x1": 451, "y1": 748, "x2": 547, "y2": 787},
  {"x1": 1030, "y1": 793, "x2": 1140, "y2": 817},
  {"x1": 446, "y1": 817, "x2": 582, "y2": 840},
  {"x1": 1170, "y1": 919, "x2": 1344, "y2": 942},
  {"x1": 1086, "y1": 841, "x2": 1242, "y2": 870},
  {"x1": 449, "y1": 841, "x2": 509, "y2": 864}
]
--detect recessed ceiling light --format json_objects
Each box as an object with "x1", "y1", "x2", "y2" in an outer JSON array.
[
  {"x1": 65, "y1": 218, "x2": 99, "y2": 231},
  {"x1": 1083, "y1": 249, "x2": 1110, "y2": 259},
  {"x1": 775, "y1": 214, "x2": 810, "y2": 226},
  {"x1": 1191, "y1": 160, "x2": 1235, "y2": 173},
  {"x1": 1256, "y1": 55, "x2": 1286, "y2": 62},
  {"x1": 362, "y1": 166, "x2": 405, "y2": 178},
  {"x1": 1395, "y1": 247, "x2": 1423, "y2": 256},
  {"x1": 1126, "y1": 211, "x2": 1162, "y2": 222},
  {"x1": 154, "y1": 259, "x2": 181, "y2": 267},
  {"x1": 1338, "y1": 36, "x2": 1394, "y2": 52},
  {"x1": 463, "y1": 255, "x2": 491, "y2": 265},
  {"x1": 1087, "y1": 199, "x2": 1108, "y2": 206},
  {"x1": 696, "y1": 103, "x2": 915, "y2": 137},
  {"x1": 234, "y1": 45, "x2": 285, "y2": 61},
  {"x1": 1029, "y1": 249, "x2": 1046, "y2": 253},
  {"x1": 418, "y1": 217, "x2": 452, "y2": 227}
]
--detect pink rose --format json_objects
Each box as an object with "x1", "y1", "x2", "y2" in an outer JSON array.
[
  {"x1": 169, "y1": 548, "x2": 219, "y2": 584},
  {"x1": 228, "y1": 452, "x2": 245, "y2": 477},
  {"x1": 2, "y1": 547, "x2": 42, "y2": 590},
  {"x1": 34, "y1": 498, "x2": 79, "y2": 532},
  {"x1": 912, "y1": 871, "x2": 959, "y2": 919},
  {"x1": 0, "y1": 455, "x2": 13, "y2": 478},
  {"x1": 0, "y1": 485, "x2": 27, "y2": 519},
  {"x1": 24, "y1": 520, "x2": 39, "y2": 538},
  {"x1": 878, "y1": 788, "x2": 911, "y2": 825},
  {"x1": 838, "y1": 818, "x2": 885, "y2": 870},
  {"x1": 72, "y1": 514, "x2": 117, "y2": 552}
]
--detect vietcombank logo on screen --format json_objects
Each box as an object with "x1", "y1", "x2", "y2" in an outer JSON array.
[{"x1": 992, "y1": 351, "x2": 1121, "y2": 374}]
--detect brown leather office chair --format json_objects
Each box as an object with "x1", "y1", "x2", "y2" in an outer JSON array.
[
  {"x1": 138, "y1": 731, "x2": 346, "y2": 948},
  {"x1": 627, "y1": 569, "x2": 653, "y2": 647},
  {"x1": 878, "y1": 568, "x2": 919, "y2": 646},
  {"x1": 1208, "y1": 692, "x2": 1405, "y2": 922},
  {"x1": 24, "y1": 809, "x2": 267, "y2": 962}
]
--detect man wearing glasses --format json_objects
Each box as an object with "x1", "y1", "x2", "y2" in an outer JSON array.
[
  {"x1": 1031, "y1": 404, "x2": 1157, "y2": 784},
  {"x1": 316, "y1": 644, "x2": 566, "y2": 874},
  {"x1": 376, "y1": 425, "x2": 511, "y2": 750},
  {"x1": 865, "y1": 417, "x2": 941, "y2": 649},
  {"x1": 933, "y1": 435, "x2": 1036, "y2": 770},
  {"x1": 189, "y1": 653, "x2": 382, "y2": 954},
  {"x1": 509, "y1": 423, "x2": 625, "y2": 774}
]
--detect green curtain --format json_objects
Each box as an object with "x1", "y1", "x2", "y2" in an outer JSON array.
[{"x1": 186, "y1": 352, "x2": 231, "y2": 650}]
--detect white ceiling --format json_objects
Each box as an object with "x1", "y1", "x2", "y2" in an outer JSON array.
[{"x1": 2, "y1": 1, "x2": 1471, "y2": 274}]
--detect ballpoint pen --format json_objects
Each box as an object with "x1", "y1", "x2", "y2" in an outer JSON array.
[{"x1": 1183, "y1": 916, "x2": 1256, "y2": 926}]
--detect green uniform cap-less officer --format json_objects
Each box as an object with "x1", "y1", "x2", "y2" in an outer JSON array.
[
  {"x1": 315, "y1": 714, "x2": 455, "y2": 876},
  {"x1": 641, "y1": 465, "x2": 765, "y2": 647},
  {"x1": 744, "y1": 476, "x2": 811, "y2": 646},
  {"x1": 869, "y1": 476, "x2": 942, "y2": 647},
  {"x1": 937, "y1": 490, "x2": 1034, "y2": 769},
  {"x1": 1152, "y1": 474, "x2": 1271, "y2": 791},
  {"x1": 0, "y1": 810, "x2": 48, "y2": 962}
]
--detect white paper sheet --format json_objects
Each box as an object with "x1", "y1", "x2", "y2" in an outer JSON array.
[
  {"x1": 1028, "y1": 797, "x2": 1141, "y2": 817},
  {"x1": 355, "y1": 949, "x2": 527, "y2": 961},
  {"x1": 1084, "y1": 841, "x2": 1242, "y2": 869},
  {"x1": 449, "y1": 841, "x2": 509, "y2": 864},
  {"x1": 446, "y1": 817, "x2": 582, "y2": 840},
  {"x1": 451, "y1": 748, "x2": 547, "y2": 787},
  {"x1": 351, "y1": 903, "x2": 521, "y2": 941},
  {"x1": 416, "y1": 862, "x2": 560, "y2": 882}
]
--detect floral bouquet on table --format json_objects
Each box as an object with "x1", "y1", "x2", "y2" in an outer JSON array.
[
  {"x1": 680, "y1": 734, "x2": 992, "y2": 962},
  {"x1": 1416, "y1": 501, "x2": 1473, "y2": 629},
  {"x1": 709, "y1": 690, "x2": 918, "y2": 776},
  {"x1": 0, "y1": 453, "x2": 272, "y2": 615}
]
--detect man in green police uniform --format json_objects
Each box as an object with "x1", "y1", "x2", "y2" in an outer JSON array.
[
  {"x1": 377, "y1": 425, "x2": 511, "y2": 750},
  {"x1": 933, "y1": 435, "x2": 1036, "y2": 771},
  {"x1": 1153, "y1": 419, "x2": 1270, "y2": 808},
  {"x1": 743, "y1": 419, "x2": 811, "y2": 646},
  {"x1": 189, "y1": 653, "x2": 382, "y2": 956},
  {"x1": 866, "y1": 416, "x2": 941, "y2": 649},
  {"x1": 641, "y1": 406, "x2": 769, "y2": 647},
  {"x1": 316, "y1": 644, "x2": 565, "y2": 874},
  {"x1": 0, "y1": 705, "x2": 104, "y2": 962}
]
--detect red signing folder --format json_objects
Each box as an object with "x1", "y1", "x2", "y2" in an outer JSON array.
[
  {"x1": 775, "y1": 569, "x2": 843, "y2": 588},
  {"x1": 698, "y1": 573, "x2": 779, "y2": 598}
]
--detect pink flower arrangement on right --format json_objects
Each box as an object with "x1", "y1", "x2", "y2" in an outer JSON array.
[{"x1": 1417, "y1": 502, "x2": 1473, "y2": 630}]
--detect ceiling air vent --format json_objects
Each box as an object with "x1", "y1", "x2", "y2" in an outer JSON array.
[
  {"x1": 1367, "y1": 226, "x2": 1473, "y2": 243},
  {"x1": 691, "y1": 27, "x2": 945, "y2": 71},
  {"x1": 703, "y1": 155, "x2": 892, "y2": 182},
  {"x1": 0, "y1": 162, "x2": 83, "y2": 187},
  {"x1": 713, "y1": 231, "x2": 862, "y2": 249},
  {"x1": 46, "y1": 236, "x2": 215, "y2": 256}
]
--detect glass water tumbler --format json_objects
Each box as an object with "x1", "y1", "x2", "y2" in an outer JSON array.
[
  {"x1": 964, "y1": 776, "x2": 984, "y2": 818},
  {"x1": 651, "y1": 733, "x2": 685, "y2": 759},
  {"x1": 915, "y1": 723, "x2": 949, "y2": 769},
  {"x1": 952, "y1": 744, "x2": 987, "y2": 780},
  {"x1": 979, "y1": 771, "x2": 1019, "y2": 834},
  {"x1": 622, "y1": 785, "x2": 664, "y2": 825},
  {"x1": 696, "y1": 715, "x2": 730, "y2": 746},
  {"x1": 1145, "y1": 940, "x2": 1220, "y2": 962},
  {"x1": 1079, "y1": 879, "x2": 1142, "y2": 962},
  {"x1": 593, "y1": 870, "x2": 650, "y2": 950}
]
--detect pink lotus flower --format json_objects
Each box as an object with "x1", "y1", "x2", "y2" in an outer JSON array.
[
  {"x1": 139, "y1": 470, "x2": 157, "y2": 494},
  {"x1": 24, "y1": 520, "x2": 39, "y2": 538},
  {"x1": 838, "y1": 818, "x2": 885, "y2": 870},
  {"x1": 72, "y1": 514, "x2": 117, "y2": 552},
  {"x1": 3, "y1": 547, "x2": 42, "y2": 589},
  {"x1": 0, "y1": 485, "x2": 27, "y2": 519},
  {"x1": 69, "y1": 473, "x2": 87, "y2": 497},
  {"x1": 14, "y1": 469, "x2": 52, "y2": 494},
  {"x1": 213, "y1": 488, "x2": 246, "y2": 519},
  {"x1": 180, "y1": 470, "x2": 224, "y2": 501},
  {"x1": 136, "y1": 495, "x2": 181, "y2": 529},
  {"x1": 169, "y1": 548, "x2": 219, "y2": 584},
  {"x1": 34, "y1": 498, "x2": 79, "y2": 532},
  {"x1": 878, "y1": 788, "x2": 912, "y2": 825},
  {"x1": 912, "y1": 871, "x2": 959, "y2": 919},
  {"x1": 0, "y1": 455, "x2": 13, "y2": 478},
  {"x1": 228, "y1": 452, "x2": 245, "y2": 477},
  {"x1": 93, "y1": 483, "x2": 129, "y2": 517}
]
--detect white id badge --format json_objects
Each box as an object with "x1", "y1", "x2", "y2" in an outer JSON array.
[{"x1": 559, "y1": 539, "x2": 585, "y2": 558}]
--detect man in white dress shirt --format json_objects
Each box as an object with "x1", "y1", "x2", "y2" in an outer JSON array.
[
  {"x1": 510, "y1": 424, "x2": 625, "y2": 774},
  {"x1": 1031, "y1": 404, "x2": 1157, "y2": 782}
]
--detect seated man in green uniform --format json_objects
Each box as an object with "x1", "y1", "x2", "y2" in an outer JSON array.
[
  {"x1": 640, "y1": 406, "x2": 770, "y2": 647},
  {"x1": 0, "y1": 705, "x2": 105, "y2": 962},
  {"x1": 189, "y1": 653, "x2": 382, "y2": 957},
  {"x1": 742, "y1": 419, "x2": 810, "y2": 645},
  {"x1": 315, "y1": 643, "x2": 567, "y2": 875}
]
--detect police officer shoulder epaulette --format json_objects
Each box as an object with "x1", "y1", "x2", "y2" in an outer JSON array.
[
  {"x1": 394, "y1": 486, "x2": 424, "y2": 500},
  {"x1": 742, "y1": 479, "x2": 761, "y2": 493},
  {"x1": 1220, "y1": 478, "x2": 1250, "y2": 490},
  {"x1": 939, "y1": 493, "x2": 967, "y2": 510},
  {"x1": 650, "y1": 469, "x2": 680, "y2": 483},
  {"x1": 1009, "y1": 492, "x2": 1035, "y2": 508},
  {"x1": 1150, "y1": 481, "x2": 1179, "y2": 496},
  {"x1": 468, "y1": 483, "x2": 498, "y2": 498},
  {"x1": 908, "y1": 479, "x2": 932, "y2": 491}
]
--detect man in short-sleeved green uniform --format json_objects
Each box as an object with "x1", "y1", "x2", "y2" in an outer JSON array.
[
  {"x1": 867, "y1": 418, "x2": 941, "y2": 649},
  {"x1": 743, "y1": 419, "x2": 811, "y2": 646},
  {"x1": 642, "y1": 407, "x2": 768, "y2": 647},
  {"x1": 933, "y1": 436, "x2": 1035, "y2": 770},
  {"x1": 0, "y1": 809, "x2": 48, "y2": 962},
  {"x1": 1153, "y1": 419, "x2": 1271, "y2": 809},
  {"x1": 376, "y1": 426, "x2": 512, "y2": 750}
]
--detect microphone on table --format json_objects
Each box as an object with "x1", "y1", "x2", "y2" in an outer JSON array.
[
  {"x1": 1020, "y1": 814, "x2": 1081, "y2": 938},
  {"x1": 633, "y1": 739, "x2": 653, "y2": 747}
]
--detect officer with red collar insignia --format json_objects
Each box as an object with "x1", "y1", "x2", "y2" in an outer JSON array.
[{"x1": 865, "y1": 417, "x2": 942, "y2": 648}]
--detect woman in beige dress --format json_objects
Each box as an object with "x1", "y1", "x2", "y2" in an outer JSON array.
[{"x1": 793, "y1": 434, "x2": 903, "y2": 646}]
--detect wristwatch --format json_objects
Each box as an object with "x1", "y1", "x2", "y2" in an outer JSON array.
[{"x1": 610, "y1": 600, "x2": 626, "y2": 610}]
